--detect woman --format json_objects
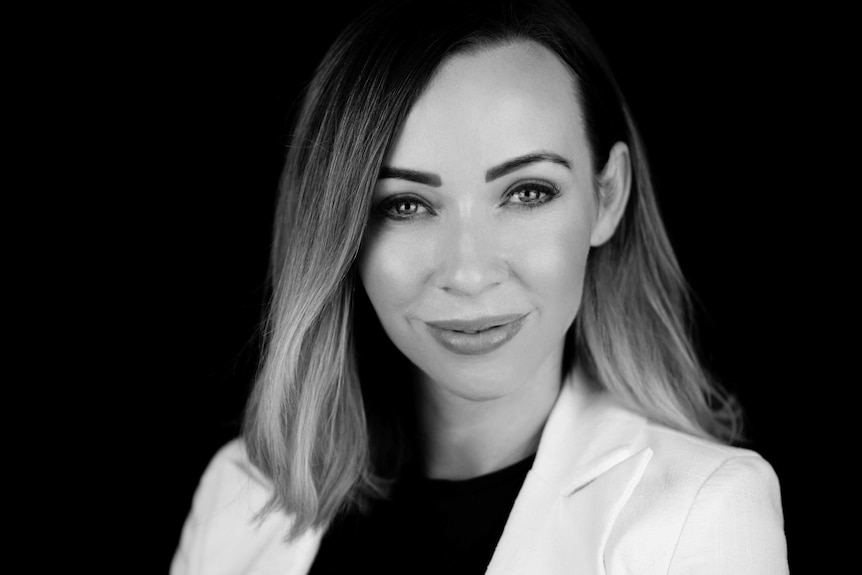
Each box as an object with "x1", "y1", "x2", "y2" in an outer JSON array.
[{"x1": 172, "y1": 0, "x2": 787, "y2": 573}]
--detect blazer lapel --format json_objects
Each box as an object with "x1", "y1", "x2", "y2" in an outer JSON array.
[{"x1": 486, "y1": 369, "x2": 652, "y2": 575}]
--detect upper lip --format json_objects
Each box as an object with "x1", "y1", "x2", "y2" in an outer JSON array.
[{"x1": 425, "y1": 313, "x2": 527, "y2": 333}]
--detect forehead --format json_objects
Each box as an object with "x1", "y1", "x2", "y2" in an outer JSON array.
[{"x1": 386, "y1": 40, "x2": 589, "y2": 175}]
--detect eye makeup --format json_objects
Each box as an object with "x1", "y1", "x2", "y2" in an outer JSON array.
[
  {"x1": 373, "y1": 178, "x2": 562, "y2": 222},
  {"x1": 501, "y1": 180, "x2": 560, "y2": 210},
  {"x1": 374, "y1": 194, "x2": 435, "y2": 222}
]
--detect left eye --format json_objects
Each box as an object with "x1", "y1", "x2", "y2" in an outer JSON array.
[{"x1": 505, "y1": 182, "x2": 557, "y2": 206}]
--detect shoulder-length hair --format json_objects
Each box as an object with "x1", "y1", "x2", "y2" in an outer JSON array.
[{"x1": 242, "y1": 0, "x2": 741, "y2": 539}]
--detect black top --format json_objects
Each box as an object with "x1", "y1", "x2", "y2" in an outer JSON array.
[{"x1": 308, "y1": 453, "x2": 536, "y2": 575}]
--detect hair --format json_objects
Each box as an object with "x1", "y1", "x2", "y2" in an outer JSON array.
[{"x1": 242, "y1": 0, "x2": 742, "y2": 540}]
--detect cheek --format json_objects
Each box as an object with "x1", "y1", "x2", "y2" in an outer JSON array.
[
  {"x1": 358, "y1": 229, "x2": 429, "y2": 315},
  {"x1": 514, "y1": 211, "x2": 592, "y2": 320}
]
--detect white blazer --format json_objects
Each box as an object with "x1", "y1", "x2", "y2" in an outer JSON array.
[{"x1": 172, "y1": 378, "x2": 788, "y2": 574}]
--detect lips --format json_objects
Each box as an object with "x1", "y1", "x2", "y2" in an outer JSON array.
[
  {"x1": 424, "y1": 313, "x2": 529, "y2": 355},
  {"x1": 425, "y1": 313, "x2": 526, "y2": 333}
]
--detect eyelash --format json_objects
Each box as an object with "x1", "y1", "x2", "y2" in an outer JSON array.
[
  {"x1": 506, "y1": 180, "x2": 560, "y2": 210},
  {"x1": 375, "y1": 195, "x2": 431, "y2": 221},
  {"x1": 375, "y1": 180, "x2": 560, "y2": 222}
]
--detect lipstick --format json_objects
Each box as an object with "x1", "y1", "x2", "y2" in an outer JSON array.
[{"x1": 425, "y1": 313, "x2": 529, "y2": 356}]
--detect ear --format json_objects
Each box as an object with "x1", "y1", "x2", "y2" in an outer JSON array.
[{"x1": 590, "y1": 141, "x2": 632, "y2": 247}]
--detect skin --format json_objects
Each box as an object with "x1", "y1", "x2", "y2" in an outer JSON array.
[{"x1": 358, "y1": 40, "x2": 631, "y2": 480}]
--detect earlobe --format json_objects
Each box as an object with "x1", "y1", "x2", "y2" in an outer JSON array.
[{"x1": 590, "y1": 141, "x2": 632, "y2": 247}]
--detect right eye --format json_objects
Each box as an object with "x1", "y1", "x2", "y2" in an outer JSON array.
[{"x1": 376, "y1": 195, "x2": 433, "y2": 221}]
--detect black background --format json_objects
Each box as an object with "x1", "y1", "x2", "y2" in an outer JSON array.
[{"x1": 112, "y1": 3, "x2": 840, "y2": 572}]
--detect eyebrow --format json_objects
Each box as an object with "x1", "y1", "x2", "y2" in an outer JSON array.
[
  {"x1": 378, "y1": 151, "x2": 571, "y2": 187},
  {"x1": 377, "y1": 167, "x2": 442, "y2": 187},
  {"x1": 485, "y1": 152, "x2": 571, "y2": 182}
]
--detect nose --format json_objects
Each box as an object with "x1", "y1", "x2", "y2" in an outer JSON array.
[{"x1": 434, "y1": 213, "x2": 507, "y2": 297}]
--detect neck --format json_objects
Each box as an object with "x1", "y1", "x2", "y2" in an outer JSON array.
[{"x1": 415, "y1": 352, "x2": 564, "y2": 480}]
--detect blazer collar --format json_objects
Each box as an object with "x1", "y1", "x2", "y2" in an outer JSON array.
[
  {"x1": 531, "y1": 366, "x2": 650, "y2": 495},
  {"x1": 485, "y1": 367, "x2": 654, "y2": 575}
]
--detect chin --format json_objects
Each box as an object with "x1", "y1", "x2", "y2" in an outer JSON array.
[
  {"x1": 410, "y1": 344, "x2": 555, "y2": 403},
  {"x1": 434, "y1": 369, "x2": 521, "y2": 401}
]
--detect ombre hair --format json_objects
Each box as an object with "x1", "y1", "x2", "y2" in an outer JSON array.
[{"x1": 242, "y1": 0, "x2": 742, "y2": 540}]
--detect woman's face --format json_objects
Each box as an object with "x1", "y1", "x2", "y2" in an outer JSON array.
[{"x1": 358, "y1": 41, "x2": 611, "y2": 402}]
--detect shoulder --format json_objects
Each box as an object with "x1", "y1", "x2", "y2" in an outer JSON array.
[
  {"x1": 607, "y1": 419, "x2": 788, "y2": 573},
  {"x1": 187, "y1": 439, "x2": 272, "y2": 511},
  {"x1": 640, "y1": 418, "x2": 777, "y2": 485},
  {"x1": 170, "y1": 439, "x2": 321, "y2": 575}
]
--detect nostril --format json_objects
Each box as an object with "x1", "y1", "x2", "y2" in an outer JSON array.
[{"x1": 435, "y1": 226, "x2": 508, "y2": 296}]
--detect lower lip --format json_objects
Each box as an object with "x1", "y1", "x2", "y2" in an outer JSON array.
[{"x1": 425, "y1": 314, "x2": 529, "y2": 356}]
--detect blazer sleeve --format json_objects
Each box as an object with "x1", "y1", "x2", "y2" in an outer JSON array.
[
  {"x1": 170, "y1": 440, "x2": 319, "y2": 575},
  {"x1": 667, "y1": 455, "x2": 788, "y2": 575}
]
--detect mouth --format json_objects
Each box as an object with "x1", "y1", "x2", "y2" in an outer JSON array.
[{"x1": 424, "y1": 313, "x2": 529, "y2": 356}]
